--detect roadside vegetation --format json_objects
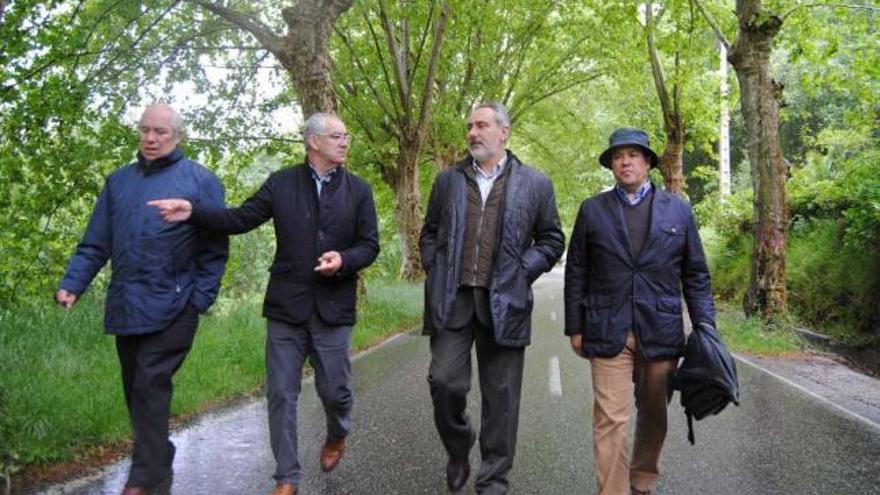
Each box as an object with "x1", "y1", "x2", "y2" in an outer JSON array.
[
  {"x1": 1, "y1": 1, "x2": 877, "y2": 492},
  {"x1": 0, "y1": 276, "x2": 422, "y2": 476},
  {"x1": 698, "y1": 137, "x2": 880, "y2": 349}
]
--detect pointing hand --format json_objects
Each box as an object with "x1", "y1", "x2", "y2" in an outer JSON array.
[{"x1": 147, "y1": 199, "x2": 193, "y2": 222}]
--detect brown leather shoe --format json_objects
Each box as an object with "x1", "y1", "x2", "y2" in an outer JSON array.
[
  {"x1": 120, "y1": 487, "x2": 148, "y2": 495},
  {"x1": 446, "y1": 457, "x2": 470, "y2": 492},
  {"x1": 320, "y1": 438, "x2": 346, "y2": 472},
  {"x1": 631, "y1": 488, "x2": 651, "y2": 495},
  {"x1": 268, "y1": 483, "x2": 297, "y2": 495}
]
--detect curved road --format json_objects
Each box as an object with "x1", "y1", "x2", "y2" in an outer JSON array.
[{"x1": 42, "y1": 268, "x2": 880, "y2": 494}]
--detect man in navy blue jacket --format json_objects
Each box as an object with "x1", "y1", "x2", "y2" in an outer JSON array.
[
  {"x1": 150, "y1": 112, "x2": 379, "y2": 495},
  {"x1": 56, "y1": 104, "x2": 228, "y2": 495},
  {"x1": 564, "y1": 128, "x2": 716, "y2": 495}
]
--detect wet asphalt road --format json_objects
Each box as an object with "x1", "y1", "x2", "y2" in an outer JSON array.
[{"x1": 42, "y1": 268, "x2": 880, "y2": 494}]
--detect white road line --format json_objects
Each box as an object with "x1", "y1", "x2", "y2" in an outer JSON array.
[
  {"x1": 549, "y1": 310, "x2": 557, "y2": 322},
  {"x1": 549, "y1": 356, "x2": 563, "y2": 397},
  {"x1": 735, "y1": 353, "x2": 880, "y2": 432}
]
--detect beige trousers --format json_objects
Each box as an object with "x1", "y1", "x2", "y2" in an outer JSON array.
[{"x1": 589, "y1": 332, "x2": 677, "y2": 495}]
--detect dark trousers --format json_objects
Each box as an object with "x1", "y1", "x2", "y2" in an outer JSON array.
[
  {"x1": 266, "y1": 316, "x2": 353, "y2": 486},
  {"x1": 115, "y1": 304, "x2": 199, "y2": 488},
  {"x1": 428, "y1": 298, "x2": 525, "y2": 495}
]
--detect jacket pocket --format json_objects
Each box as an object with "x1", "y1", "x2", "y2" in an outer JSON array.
[
  {"x1": 582, "y1": 294, "x2": 613, "y2": 343},
  {"x1": 657, "y1": 296, "x2": 682, "y2": 314},
  {"x1": 646, "y1": 296, "x2": 684, "y2": 348},
  {"x1": 659, "y1": 224, "x2": 685, "y2": 251}
]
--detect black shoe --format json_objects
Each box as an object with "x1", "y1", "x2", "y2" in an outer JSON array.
[{"x1": 446, "y1": 457, "x2": 470, "y2": 492}]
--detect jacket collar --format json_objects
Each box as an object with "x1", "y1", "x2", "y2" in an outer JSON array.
[
  {"x1": 299, "y1": 161, "x2": 345, "y2": 188},
  {"x1": 455, "y1": 149, "x2": 521, "y2": 174},
  {"x1": 137, "y1": 147, "x2": 185, "y2": 174}
]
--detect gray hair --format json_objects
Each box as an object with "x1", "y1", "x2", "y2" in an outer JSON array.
[
  {"x1": 302, "y1": 112, "x2": 339, "y2": 151},
  {"x1": 472, "y1": 102, "x2": 511, "y2": 129},
  {"x1": 141, "y1": 103, "x2": 185, "y2": 138}
]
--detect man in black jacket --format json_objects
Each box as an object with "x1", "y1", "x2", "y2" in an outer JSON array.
[
  {"x1": 564, "y1": 128, "x2": 716, "y2": 495},
  {"x1": 149, "y1": 113, "x2": 379, "y2": 495},
  {"x1": 420, "y1": 102, "x2": 564, "y2": 494}
]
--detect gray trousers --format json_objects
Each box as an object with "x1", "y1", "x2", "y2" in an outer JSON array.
[
  {"x1": 428, "y1": 316, "x2": 525, "y2": 495},
  {"x1": 266, "y1": 316, "x2": 353, "y2": 486}
]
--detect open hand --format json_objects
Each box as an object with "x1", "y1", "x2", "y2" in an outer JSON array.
[{"x1": 147, "y1": 199, "x2": 193, "y2": 222}]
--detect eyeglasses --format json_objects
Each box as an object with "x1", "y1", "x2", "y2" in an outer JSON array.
[{"x1": 320, "y1": 133, "x2": 352, "y2": 144}]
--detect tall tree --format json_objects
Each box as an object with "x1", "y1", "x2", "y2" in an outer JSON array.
[
  {"x1": 334, "y1": 0, "x2": 603, "y2": 278},
  {"x1": 334, "y1": 0, "x2": 450, "y2": 280},
  {"x1": 644, "y1": 1, "x2": 686, "y2": 195},
  {"x1": 694, "y1": 0, "x2": 788, "y2": 318}
]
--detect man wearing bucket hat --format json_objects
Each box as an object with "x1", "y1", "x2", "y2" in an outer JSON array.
[{"x1": 563, "y1": 128, "x2": 716, "y2": 495}]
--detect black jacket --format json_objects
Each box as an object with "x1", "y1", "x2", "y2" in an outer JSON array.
[
  {"x1": 671, "y1": 324, "x2": 740, "y2": 444},
  {"x1": 420, "y1": 151, "x2": 565, "y2": 346},
  {"x1": 191, "y1": 163, "x2": 379, "y2": 326},
  {"x1": 564, "y1": 186, "x2": 716, "y2": 360}
]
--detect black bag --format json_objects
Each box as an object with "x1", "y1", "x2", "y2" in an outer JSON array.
[{"x1": 671, "y1": 324, "x2": 740, "y2": 444}]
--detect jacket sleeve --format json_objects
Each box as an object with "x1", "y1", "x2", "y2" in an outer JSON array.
[
  {"x1": 189, "y1": 174, "x2": 275, "y2": 234},
  {"x1": 190, "y1": 173, "x2": 230, "y2": 312},
  {"x1": 58, "y1": 181, "x2": 112, "y2": 296},
  {"x1": 563, "y1": 202, "x2": 589, "y2": 335},
  {"x1": 521, "y1": 174, "x2": 565, "y2": 283},
  {"x1": 419, "y1": 172, "x2": 445, "y2": 274},
  {"x1": 681, "y1": 203, "x2": 716, "y2": 329},
  {"x1": 338, "y1": 181, "x2": 380, "y2": 278}
]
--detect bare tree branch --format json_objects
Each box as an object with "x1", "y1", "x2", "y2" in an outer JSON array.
[
  {"x1": 782, "y1": 2, "x2": 880, "y2": 20},
  {"x1": 646, "y1": 2, "x2": 674, "y2": 129},
  {"x1": 692, "y1": 0, "x2": 731, "y2": 49},
  {"x1": 334, "y1": 25, "x2": 398, "y2": 126},
  {"x1": 187, "y1": 0, "x2": 284, "y2": 55},
  {"x1": 189, "y1": 135, "x2": 301, "y2": 144},
  {"x1": 411, "y1": 0, "x2": 437, "y2": 78},
  {"x1": 513, "y1": 71, "x2": 605, "y2": 123},
  {"x1": 415, "y1": 1, "x2": 450, "y2": 143},
  {"x1": 377, "y1": 0, "x2": 412, "y2": 121}
]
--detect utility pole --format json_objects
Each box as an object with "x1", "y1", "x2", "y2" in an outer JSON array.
[{"x1": 719, "y1": 41, "x2": 731, "y2": 197}]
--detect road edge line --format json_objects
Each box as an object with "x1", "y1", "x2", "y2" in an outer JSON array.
[{"x1": 734, "y1": 353, "x2": 880, "y2": 432}]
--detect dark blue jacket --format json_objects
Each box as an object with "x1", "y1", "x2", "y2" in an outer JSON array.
[
  {"x1": 59, "y1": 148, "x2": 229, "y2": 335},
  {"x1": 190, "y1": 163, "x2": 379, "y2": 326},
  {"x1": 420, "y1": 151, "x2": 565, "y2": 346},
  {"x1": 564, "y1": 185, "x2": 715, "y2": 360}
]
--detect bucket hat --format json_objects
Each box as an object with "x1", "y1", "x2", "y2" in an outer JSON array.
[{"x1": 599, "y1": 128, "x2": 660, "y2": 169}]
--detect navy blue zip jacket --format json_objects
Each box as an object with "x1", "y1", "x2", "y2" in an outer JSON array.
[
  {"x1": 59, "y1": 148, "x2": 229, "y2": 335},
  {"x1": 189, "y1": 163, "x2": 379, "y2": 327},
  {"x1": 563, "y1": 185, "x2": 715, "y2": 360}
]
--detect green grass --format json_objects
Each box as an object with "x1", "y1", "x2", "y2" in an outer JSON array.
[
  {"x1": 0, "y1": 279, "x2": 423, "y2": 467},
  {"x1": 715, "y1": 302, "x2": 801, "y2": 356}
]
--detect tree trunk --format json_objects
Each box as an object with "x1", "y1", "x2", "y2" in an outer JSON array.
[
  {"x1": 395, "y1": 144, "x2": 423, "y2": 280},
  {"x1": 658, "y1": 117, "x2": 685, "y2": 195},
  {"x1": 191, "y1": 1, "x2": 352, "y2": 119},
  {"x1": 729, "y1": 6, "x2": 788, "y2": 319},
  {"x1": 279, "y1": 4, "x2": 352, "y2": 117}
]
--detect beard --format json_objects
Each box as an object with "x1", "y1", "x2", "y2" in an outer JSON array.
[{"x1": 469, "y1": 141, "x2": 501, "y2": 163}]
